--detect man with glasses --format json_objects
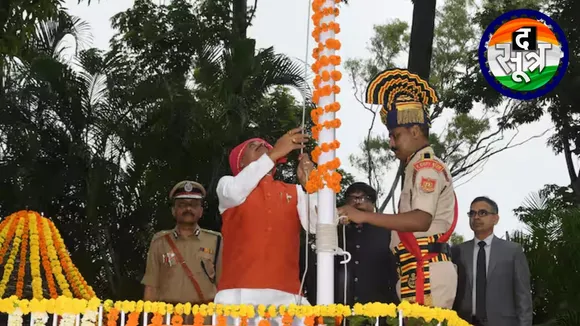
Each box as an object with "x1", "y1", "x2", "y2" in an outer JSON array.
[
  {"x1": 142, "y1": 180, "x2": 222, "y2": 309},
  {"x1": 335, "y1": 182, "x2": 399, "y2": 322},
  {"x1": 452, "y1": 196, "x2": 532, "y2": 326}
]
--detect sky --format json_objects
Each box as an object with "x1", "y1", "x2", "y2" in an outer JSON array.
[{"x1": 63, "y1": 0, "x2": 573, "y2": 239}]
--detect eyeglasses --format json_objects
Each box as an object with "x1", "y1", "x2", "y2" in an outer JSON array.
[
  {"x1": 467, "y1": 209, "x2": 496, "y2": 218},
  {"x1": 346, "y1": 195, "x2": 372, "y2": 204}
]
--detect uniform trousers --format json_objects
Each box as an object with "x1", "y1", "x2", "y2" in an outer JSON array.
[
  {"x1": 395, "y1": 261, "x2": 457, "y2": 309},
  {"x1": 213, "y1": 288, "x2": 311, "y2": 326}
]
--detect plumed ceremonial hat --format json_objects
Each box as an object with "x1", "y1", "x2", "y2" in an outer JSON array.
[
  {"x1": 169, "y1": 181, "x2": 206, "y2": 200},
  {"x1": 365, "y1": 68, "x2": 438, "y2": 130}
]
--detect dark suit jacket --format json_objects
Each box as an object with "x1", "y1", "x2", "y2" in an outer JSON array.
[
  {"x1": 335, "y1": 223, "x2": 398, "y2": 306},
  {"x1": 452, "y1": 236, "x2": 533, "y2": 326}
]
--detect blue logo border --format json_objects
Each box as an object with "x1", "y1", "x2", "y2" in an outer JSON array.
[{"x1": 478, "y1": 9, "x2": 569, "y2": 100}]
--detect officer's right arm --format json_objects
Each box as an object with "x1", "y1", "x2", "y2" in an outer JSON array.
[
  {"x1": 142, "y1": 238, "x2": 161, "y2": 301},
  {"x1": 217, "y1": 153, "x2": 275, "y2": 213}
]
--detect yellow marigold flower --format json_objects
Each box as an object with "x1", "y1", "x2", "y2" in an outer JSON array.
[
  {"x1": 267, "y1": 304, "x2": 277, "y2": 317},
  {"x1": 247, "y1": 305, "x2": 256, "y2": 318},
  {"x1": 175, "y1": 303, "x2": 184, "y2": 315},
  {"x1": 257, "y1": 304, "x2": 266, "y2": 317},
  {"x1": 143, "y1": 301, "x2": 152, "y2": 313},
  {"x1": 183, "y1": 302, "x2": 192, "y2": 315}
]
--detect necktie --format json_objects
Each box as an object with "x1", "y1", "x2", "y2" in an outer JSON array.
[{"x1": 476, "y1": 240, "x2": 487, "y2": 321}]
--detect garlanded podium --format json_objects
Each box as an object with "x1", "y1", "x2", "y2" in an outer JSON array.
[{"x1": 0, "y1": 210, "x2": 470, "y2": 325}]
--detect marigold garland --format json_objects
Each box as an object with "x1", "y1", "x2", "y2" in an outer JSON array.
[
  {"x1": 126, "y1": 311, "x2": 140, "y2": 326},
  {"x1": 0, "y1": 297, "x2": 470, "y2": 325},
  {"x1": 0, "y1": 217, "x2": 24, "y2": 297},
  {"x1": 171, "y1": 313, "x2": 183, "y2": 326},
  {"x1": 28, "y1": 213, "x2": 43, "y2": 300},
  {"x1": 151, "y1": 312, "x2": 163, "y2": 326},
  {"x1": 0, "y1": 211, "x2": 96, "y2": 300},
  {"x1": 106, "y1": 308, "x2": 119, "y2": 326},
  {"x1": 307, "y1": 0, "x2": 343, "y2": 194},
  {"x1": 15, "y1": 217, "x2": 29, "y2": 298}
]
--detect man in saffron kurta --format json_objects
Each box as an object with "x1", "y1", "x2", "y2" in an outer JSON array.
[
  {"x1": 338, "y1": 69, "x2": 458, "y2": 309},
  {"x1": 215, "y1": 128, "x2": 317, "y2": 312}
]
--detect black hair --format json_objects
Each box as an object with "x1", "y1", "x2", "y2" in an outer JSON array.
[
  {"x1": 345, "y1": 182, "x2": 377, "y2": 204},
  {"x1": 471, "y1": 196, "x2": 499, "y2": 214},
  {"x1": 406, "y1": 124, "x2": 429, "y2": 138}
]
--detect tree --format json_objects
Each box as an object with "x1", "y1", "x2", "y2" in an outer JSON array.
[
  {"x1": 510, "y1": 184, "x2": 580, "y2": 324},
  {"x1": 464, "y1": 0, "x2": 580, "y2": 202},
  {"x1": 0, "y1": 0, "x2": 354, "y2": 300},
  {"x1": 347, "y1": 0, "x2": 548, "y2": 211},
  {"x1": 449, "y1": 232, "x2": 465, "y2": 245}
]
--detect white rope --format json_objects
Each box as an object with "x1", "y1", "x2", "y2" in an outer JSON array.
[
  {"x1": 298, "y1": 0, "x2": 313, "y2": 306},
  {"x1": 341, "y1": 224, "x2": 348, "y2": 307}
]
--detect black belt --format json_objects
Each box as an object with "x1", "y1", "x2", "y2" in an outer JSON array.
[{"x1": 427, "y1": 242, "x2": 451, "y2": 257}]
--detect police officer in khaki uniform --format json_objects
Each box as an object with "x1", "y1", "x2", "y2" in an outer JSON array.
[
  {"x1": 142, "y1": 180, "x2": 222, "y2": 306},
  {"x1": 338, "y1": 69, "x2": 458, "y2": 309}
]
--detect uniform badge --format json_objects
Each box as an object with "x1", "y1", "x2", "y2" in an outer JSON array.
[
  {"x1": 408, "y1": 272, "x2": 417, "y2": 289},
  {"x1": 286, "y1": 193, "x2": 292, "y2": 203},
  {"x1": 420, "y1": 177, "x2": 436, "y2": 193},
  {"x1": 199, "y1": 247, "x2": 214, "y2": 254},
  {"x1": 163, "y1": 252, "x2": 177, "y2": 267},
  {"x1": 184, "y1": 182, "x2": 194, "y2": 192}
]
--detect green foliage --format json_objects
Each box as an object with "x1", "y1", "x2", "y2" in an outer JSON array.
[
  {"x1": 511, "y1": 184, "x2": 580, "y2": 325},
  {"x1": 449, "y1": 232, "x2": 465, "y2": 245},
  {"x1": 0, "y1": 0, "x2": 353, "y2": 300},
  {"x1": 346, "y1": 0, "x2": 543, "y2": 208}
]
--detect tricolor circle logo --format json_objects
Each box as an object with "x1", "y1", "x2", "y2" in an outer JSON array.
[{"x1": 478, "y1": 9, "x2": 569, "y2": 100}]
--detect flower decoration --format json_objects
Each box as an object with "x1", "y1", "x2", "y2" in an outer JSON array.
[
  {"x1": 0, "y1": 211, "x2": 96, "y2": 300},
  {"x1": 306, "y1": 0, "x2": 343, "y2": 194},
  {"x1": 0, "y1": 297, "x2": 471, "y2": 325}
]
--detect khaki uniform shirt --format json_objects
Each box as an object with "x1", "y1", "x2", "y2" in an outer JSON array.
[
  {"x1": 141, "y1": 227, "x2": 223, "y2": 303},
  {"x1": 390, "y1": 146, "x2": 455, "y2": 249}
]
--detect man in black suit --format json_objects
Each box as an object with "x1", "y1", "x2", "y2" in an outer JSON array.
[
  {"x1": 335, "y1": 183, "x2": 399, "y2": 321},
  {"x1": 452, "y1": 196, "x2": 532, "y2": 326}
]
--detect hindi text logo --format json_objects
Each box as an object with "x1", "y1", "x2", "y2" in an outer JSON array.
[{"x1": 478, "y1": 9, "x2": 569, "y2": 100}]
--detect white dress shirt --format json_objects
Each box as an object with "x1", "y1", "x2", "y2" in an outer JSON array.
[
  {"x1": 472, "y1": 234, "x2": 493, "y2": 315},
  {"x1": 214, "y1": 153, "x2": 317, "y2": 325}
]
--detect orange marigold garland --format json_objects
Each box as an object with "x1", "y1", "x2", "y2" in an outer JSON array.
[
  {"x1": 304, "y1": 315, "x2": 316, "y2": 326},
  {"x1": 258, "y1": 313, "x2": 271, "y2": 326},
  {"x1": 15, "y1": 215, "x2": 29, "y2": 298},
  {"x1": 35, "y1": 212, "x2": 58, "y2": 298},
  {"x1": 193, "y1": 313, "x2": 204, "y2": 326},
  {"x1": 106, "y1": 308, "x2": 120, "y2": 326},
  {"x1": 282, "y1": 313, "x2": 293, "y2": 326},
  {"x1": 217, "y1": 315, "x2": 228, "y2": 326},
  {"x1": 171, "y1": 313, "x2": 184, "y2": 326},
  {"x1": 0, "y1": 210, "x2": 96, "y2": 299},
  {"x1": 151, "y1": 312, "x2": 164, "y2": 326},
  {"x1": 307, "y1": 0, "x2": 343, "y2": 194},
  {"x1": 126, "y1": 311, "x2": 140, "y2": 326}
]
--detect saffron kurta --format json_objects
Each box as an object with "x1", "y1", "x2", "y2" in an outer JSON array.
[{"x1": 215, "y1": 153, "x2": 317, "y2": 306}]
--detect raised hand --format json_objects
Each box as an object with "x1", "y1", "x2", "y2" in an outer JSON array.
[
  {"x1": 297, "y1": 153, "x2": 315, "y2": 187},
  {"x1": 269, "y1": 128, "x2": 309, "y2": 162},
  {"x1": 337, "y1": 205, "x2": 367, "y2": 225}
]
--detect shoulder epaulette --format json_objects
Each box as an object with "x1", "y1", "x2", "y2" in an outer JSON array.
[
  {"x1": 151, "y1": 230, "x2": 171, "y2": 242},
  {"x1": 413, "y1": 159, "x2": 445, "y2": 172},
  {"x1": 200, "y1": 228, "x2": 222, "y2": 237}
]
